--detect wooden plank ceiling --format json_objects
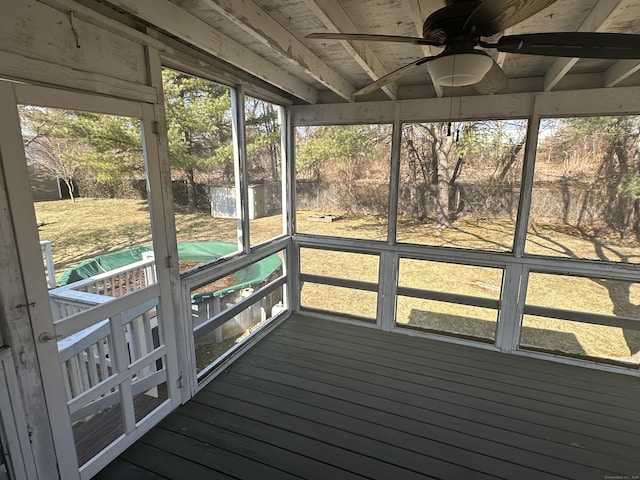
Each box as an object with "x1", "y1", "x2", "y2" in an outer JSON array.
[{"x1": 104, "y1": 0, "x2": 640, "y2": 104}]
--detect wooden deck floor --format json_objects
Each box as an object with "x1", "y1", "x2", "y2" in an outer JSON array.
[{"x1": 96, "y1": 313, "x2": 640, "y2": 480}]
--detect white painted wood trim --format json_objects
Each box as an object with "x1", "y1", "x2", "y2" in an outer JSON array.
[
  {"x1": 376, "y1": 107, "x2": 401, "y2": 332},
  {"x1": 78, "y1": 401, "x2": 173, "y2": 480},
  {"x1": 495, "y1": 264, "x2": 525, "y2": 353},
  {"x1": 146, "y1": 47, "x2": 193, "y2": 402},
  {"x1": 291, "y1": 86, "x2": 640, "y2": 125},
  {"x1": 203, "y1": 0, "x2": 355, "y2": 102},
  {"x1": 295, "y1": 232, "x2": 640, "y2": 279},
  {"x1": 604, "y1": 59, "x2": 640, "y2": 87},
  {"x1": 180, "y1": 237, "x2": 289, "y2": 289},
  {"x1": 298, "y1": 309, "x2": 380, "y2": 328},
  {"x1": 0, "y1": 50, "x2": 157, "y2": 104},
  {"x1": 14, "y1": 83, "x2": 144, "y2": 117},
  {"x1": 181, "y1": 278, "x2": 197, "y2": 398},
  {"x1": 280, "y1": 106, "x2": 290, "y2": 239},
  {"x1": 288, "y1": 241, "x2": 301, "y2": 312},
  {"x1": 512, "y1": 348, "x2": 640, "y2": 377},
  {"x1": 231, "y1": 86, "x2": 250, "y2": 253},
  {"x1": 302, "y1": 0, "x2": 398, "y2": 100},
  {"x1": 390, "y1": 324, "x2": 501, "y2": 352},
  {"x1": 0, "y1": 81, "x2": 79, "y2": 479},
  {"x1": 54, "y1": 286, "x2": 159, "y2": 338},
  {"x1": 0, "y1": 347, "x2": 38, "y2": 480},
  {"x1": 513, "y1": 105, "x2": 541, "y2": 257},
  {"x1": 104, "y1": 0, "x2": 318, "y2": 104},
  {"x1": 377, "y1": 250, "x2": 398, "y2": 332},
  {"x1": 38, "y1": 0, "x2": 166, "y2": 50},
  {"x1": 286, "y1": 109, "x2": 300, "y2": 311},
  {"x1": 152, "y1": 29, "x2": 293, "y2": 106},
  {"x1": 396, "y1": 287, "x2": 499, "y2": 310},
  {"x1": 299, "y1": 274, "x2": 378, "y2": 292},
  {"x1": 523, "y1": 305, "x2": 640, "y2": 330},
  {"x1": 192, "y1": 276, "x2": 287, "y2": 334},
  {"x1": 543, "y1": 0, "x2": 625, "y2": 91},
  {"x1": 140, "y1": 101, "x2": 182, "y2": 407},
  {"x1": 387, "y1": 105, "x2": 401, "y2": 245},
  {"x1": 512, "y1": 265, "x2": 530, "y2": 352},
  {"x1": 279, "y1": 106, "x2": 295, "y2": 313}
]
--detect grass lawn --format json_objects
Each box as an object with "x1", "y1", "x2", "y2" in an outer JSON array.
[{"x1": 34, "y1": 198, "x2": 640, "y2": 365}]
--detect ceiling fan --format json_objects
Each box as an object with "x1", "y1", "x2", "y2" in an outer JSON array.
[{"x1": 307, "y1": 0, "x2": 640, "y2": 96}]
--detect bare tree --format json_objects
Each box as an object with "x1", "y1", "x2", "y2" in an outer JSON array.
[
  {"x1": 21, "y1": 108, "x2": 84, "y2": 203},
  {"x1": 402, "y1": 123, "x2": 455, "y2": 229},
  {"x1": 25, "y1": 136, "x2": 87, "y2": 203}
]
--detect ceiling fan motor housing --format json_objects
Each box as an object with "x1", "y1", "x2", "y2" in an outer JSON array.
[{"x1": 423, "y1": 1, "x2": 482, "y2": 43}]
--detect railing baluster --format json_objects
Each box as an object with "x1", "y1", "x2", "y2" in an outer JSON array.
[
  {"x1": 62, "y1": 360, "x2": 72, "y2": 400},
  {"x1": 69, "y1": 356, "x2": 83, "y2": 397},
  {"x1": 128, "y1": 317, "x2": 142, "y2": 363},
  {"x1": 96, "y1": 338, "x2": 109, "y2": 381},
  {"x1": 142, "y1": 310, "x2": 154, "y2": 353},
  {"x1": 86, "y1": 346, "x2": 99, "y2": 387}
]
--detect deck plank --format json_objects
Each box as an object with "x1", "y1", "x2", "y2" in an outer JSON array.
[
  {"x1": 196, "y1": 389, "x2": 506, "y2": 480},
  {"x1": 139, "y1": 427, "x2": 300, "y2": 480},
  {"x1": 159, "y1": 412, "x2": 368, "y2": 480},
  {"x1": 262, "y1": 330, "x2": 640, "y2": 434},
  {"x1": 207, "y1": 379, "x2": 610, "y2": 479},
  {"x1": 283, "y1": 316, "x2": 639, "y2": 394},
  {"x1": 232, "y1": 350, "x2": 640, "y2": 456},
  {"x1": 94, "y1": 458, "x2": 168, "y2": 480},
  {"x1": 244, "y1": 337, "x2": 640, "y2": 438},
  {"x1": 276, "y1": 320, "x2": 640, "y2": 413},
  {"x1": 119, "y1": 442, "x2": 236, "y2": 479},
  {"x1": 214, "y1": 368, "x2": 639, "y2": 469},
  {"x1": 101, "y1": 313, "x2": 640, "y2": 480},
  {"x1": 180, "y1": 399, "x2": 426, "y2": 479}
]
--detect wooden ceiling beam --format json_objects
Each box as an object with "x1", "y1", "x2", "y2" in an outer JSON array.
[
  {"x1": 303, "y1": 0, "x2": 399, "y2": 100},
  {"x1": 409, "y1": 0, "x2": 443, "y2": 97},
  {"x1": 604, "y1": 59, "x2": 640, "y2": 87},
  {"x1": 201, "y1": 0, "x2": 357, "y2": 102},
  {"x1": 103, "y1": 0, "x2": 319, "y2": 104},
  {"x1": 543, "y1": 0, "x2": 624, "y2": 92}
]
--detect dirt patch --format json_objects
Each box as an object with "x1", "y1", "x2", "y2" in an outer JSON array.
[
  {"x1": 195, "y1": 320, "x2": 266, "y2": 373},
  {"x1": 180, "y1": 261, "x2": 239, "y2": 295}
]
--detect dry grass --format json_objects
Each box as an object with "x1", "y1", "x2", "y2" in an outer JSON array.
[
  {"x1": 36, "y1": 198, "x2": 154, "y2": 270},
  {"x1": 34, "y1": 199, "x2": 640, "y2": 365},
  {"x1": 35, "y1": 199, "x2": 285, "y2": 273}
]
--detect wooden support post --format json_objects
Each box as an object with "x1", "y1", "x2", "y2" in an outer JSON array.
[
  {"x1": 144, "y1": 45, "x2": 188, "y2": 401},
  {"x1": 0, "y1": 79, "x2": 76, "y2": 480}
]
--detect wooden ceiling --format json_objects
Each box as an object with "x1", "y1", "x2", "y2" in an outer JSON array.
[{"x1": 100, "y1": 0, "x2": 640, "y2": 104}]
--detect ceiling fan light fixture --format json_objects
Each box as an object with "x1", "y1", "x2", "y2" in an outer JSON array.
[{"x1": 428, "y1": 52, "x2": 493, "y2": 87}]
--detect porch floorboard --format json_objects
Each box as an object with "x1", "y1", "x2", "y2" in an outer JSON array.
[{"x1": 96, "y1": 313, "x2": 640, "y2": 480}]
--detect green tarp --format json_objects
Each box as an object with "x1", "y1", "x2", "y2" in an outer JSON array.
[{"x1": 58, "y1": 241, "x2": 281, "y2": 299}]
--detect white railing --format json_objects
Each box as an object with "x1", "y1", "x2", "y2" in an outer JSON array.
[
  {"x1": 65, "y1": 257, "x2": 156, "y2": 297},
  {"x1": 192, "y1": 287, "x2": 282, "y2": 345},
  {"x1": 50, "y1": 256, "x2": 159, "y2": 406},
  {"x1": 49, "y1": 257, "x2": 157, "y2": 321},
  {"x1": 50, "y1": 253, "x2": 280, "y2": 406},
  {"x1": 40, "y1": 240, "x2": 56, "y2": 288},
  {"x1": 53, "y1": 285, "x2": 169, "y2": 477},
  {"x1": 57, "y1": 299, "x2": 159, "y2": 419}
]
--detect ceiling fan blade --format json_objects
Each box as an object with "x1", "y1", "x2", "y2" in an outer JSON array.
[
  {"x1": 353, "y1": 56, "x2": 435, "y2": 97},
  {"x1": 306, "y1": 32, "x2": 443, "y2": 47},
  {"x1": 486, "y1": 33, "x2": 640, "y2": 59},
  {"x1": 465, "y1": 0, "x2": 558, "y2": 36},
  {"x1": 474, "y1": 58, "x2": 508, "y2": 95}
]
